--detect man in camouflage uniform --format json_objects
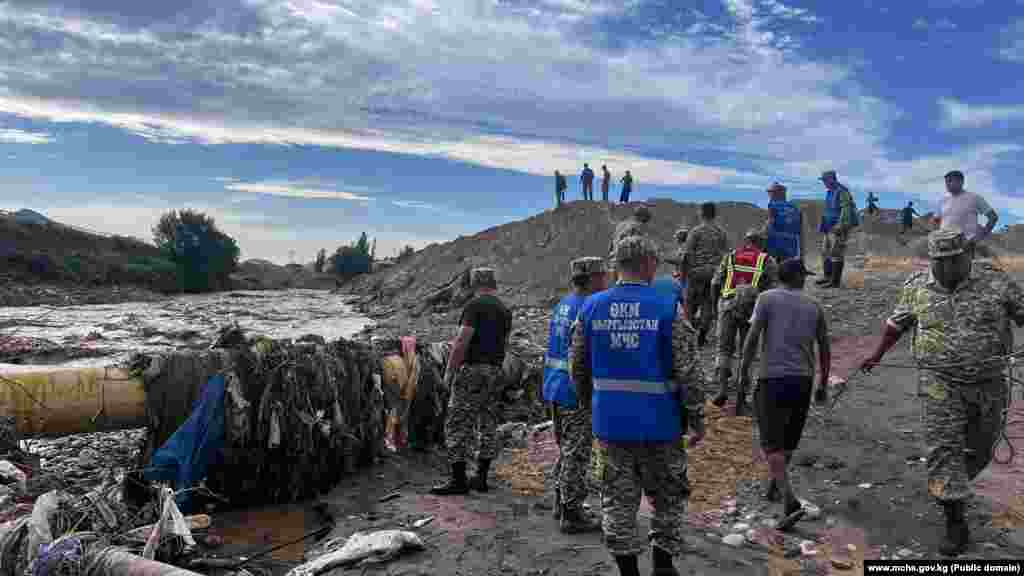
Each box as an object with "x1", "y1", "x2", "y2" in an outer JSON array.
[
  {"x1": 571, "y1": 235, "x2": 705, "y2": 576},
  {"x1": 680, "y1": 202, "x2": 729, "y2": 347},
  {"x1": 816, "y1": 170, "x2": 856, "y2": 288},
  {"x1": 666, "y1": 228, "x2": 689, "y2": 278},
  {"x1": 546, "y1": 257, "x2": 608, "y2": 533},
  {"x1": 608, "y1": 204, "x2": 653, "y2": 278},
  {"x1": 861, "y1": 230, "x2": 1023, "y2": 556},
  {"x1": 432, "y1": 268, "x2": 513, "y2": 496},
  {"x1": 710, "y1": 228, "x2": 777, "y2": 414}
]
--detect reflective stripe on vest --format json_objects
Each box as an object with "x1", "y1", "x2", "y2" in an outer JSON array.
[
  {"x1": 542, "y1": 294, "x2": 585, "y2": 408},
  {"x1": 545, "y1": 357, "x2": 569, "y2": 372},
  {"x1": 593, "y1": 378, "x2": 667, "y2": 395},
  {"x1": 721, "y1": 249, "x2": 767, "y2": 298}
]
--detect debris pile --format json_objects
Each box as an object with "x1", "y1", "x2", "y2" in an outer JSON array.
[{"x1": 132, "y1": 335, "x2": 388, "y2": 507}]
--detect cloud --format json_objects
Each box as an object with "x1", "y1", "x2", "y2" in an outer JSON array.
[
  {"x1": 1000, "y1": 20, "x2": 1024, "y2": 62},
  {"x1": 939, "y1": 98, "x2": 1024, "y2": 129},
  {"x1": 0, "y1": 128, "x2": 53, "y2": 144},
  {"x1": 223, "y1": 181, "x2": 373, "y2": 201},
  {"x1": 213, "y1": 176, "x2": 238, "y2": 183}
]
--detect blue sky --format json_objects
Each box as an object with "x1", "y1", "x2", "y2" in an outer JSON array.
[{"x1": 1, "y1": 0, "x2": 1023, "y2": 263}]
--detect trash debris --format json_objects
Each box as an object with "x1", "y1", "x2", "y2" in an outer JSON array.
[
  {"x1": 731, "y1": 523, "x2": 750, "y2": 533},
  {"x1": 799, "y1": 498, "x2": 822, "y2": 520},
  {"x1": 800, "y1": 540, "x2": 818, "y2": 556},
  {"x1": 831, "y1": 555, "x2": 855, "y2": 570},
  {"x1": 411, "y1": 516, "x2": 434, "y2": 529},
  {"x1": 286, "y1": 530, "x2": 425, "y2": 575},
  {"x1": 897, "y1": 548, "x2": 913, "y2": 558},
  {"x1": 722, "y1": 533, "x2": 745, "y2": 547},
  {"x1": 532, "y1": 421, "x2": 553, "y2": 434},
  {"x1": 378, "y1": 491, "x2": 402, "y2": 503},
  {"x1": 0, "y1": 460, "x2": 27, "y2": 493},
  {"x1": 142, "y1": 487, "x2": 197, "y2": 560},
  {"x1": 497, "y1": 422, "x2": 529, "y2": 449}
]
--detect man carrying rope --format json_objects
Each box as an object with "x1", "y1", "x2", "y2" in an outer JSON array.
[{"x1": 860, "y1": 229, "x2": 1024, "y2": 556}]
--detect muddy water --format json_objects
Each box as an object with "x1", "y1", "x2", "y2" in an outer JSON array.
[{"x1": 0, "y1": 289, "x2": 372, "y2": 367}]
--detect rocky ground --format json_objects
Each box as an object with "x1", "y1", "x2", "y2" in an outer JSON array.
[{"x1": 0, "y1": 276, "x2": 168, "y2": 308}]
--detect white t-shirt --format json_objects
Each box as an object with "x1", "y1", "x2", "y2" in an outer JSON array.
[{"x1": 939, "y1": 191, "x2": 994, "y2": 241}]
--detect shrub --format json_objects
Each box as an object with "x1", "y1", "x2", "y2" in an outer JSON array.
[{"x1": 153, "y1": 210, "x2": 240, "y2": 293}]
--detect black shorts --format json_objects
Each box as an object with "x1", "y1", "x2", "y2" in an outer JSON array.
[{"x1": 755, "y1": 376, "x2": 813, "y2": 452}]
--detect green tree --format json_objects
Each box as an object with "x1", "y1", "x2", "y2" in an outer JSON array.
[
  {"x1": 330, "y1": 232, "x2": 373, "y2": 279},
  {"x1": 153, "y1": 209, "x2": 240, "y2": 293}
]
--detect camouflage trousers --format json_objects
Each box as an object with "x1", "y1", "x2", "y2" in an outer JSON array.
[
  {"x1": 921, "y1": 375, "x2": 1008, "y2": 502},
  {"x1": 714, "y1": 306, "x2": 750, "y2": 393},
  {"x1": 821, "y1": 229, "x2": 848, "y2": 263},
  {"x1": 552, "y1": 405, "x2": 593, "y2": 510},
  {"x1": 595, "y1": 440, "x2": 689, "y2": 557},
  {"x1": 685, "y1": 269, "x2": 715, "y2": 335},
  {"x1": 444, "y1": 364, "x2": 502, "y2": 464}
]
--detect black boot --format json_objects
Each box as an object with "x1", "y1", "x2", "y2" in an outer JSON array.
[
  {"x1": 762, "y1": 478, "x2": 780, "y2": 502},
  {"x1": 939, "y1": 501, "x2": 968, "y2": 556},
  {"x1": 734, "y1": 377, "x2": 749, "y2": 416},
  {"x1": 430, "y1": 462, "x2": 469, "y2": 496},
  {"x1": 815, "y1": 259, "x2": 833, "y2": 286},
  {"x1": 559, "y1": 506, "x2": 601, "y2": 534},
  {"x1": 831, "y1": 261, "x2": 845, "y2": 288},
  {"x1": 553, "y1": 487, "x2": 561, "y2": 520},
  {"x1": 651, "y1": 546, "x2": 679, "y2": 576},
  {"x1": 470, "y1": 458, "x2": 491, "y2": 492},
  {"x1": 613, "y1": 555, "x2": 640, "y2": 576}
]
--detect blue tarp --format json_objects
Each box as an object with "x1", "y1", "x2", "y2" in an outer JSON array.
[{"x1": 144, "y1": 374, "x2": 227, "y2": 512}]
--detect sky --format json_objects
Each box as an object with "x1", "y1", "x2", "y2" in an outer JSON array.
[{"x1": 1, "y1": 0, "x2": 1023, "y2": 264}]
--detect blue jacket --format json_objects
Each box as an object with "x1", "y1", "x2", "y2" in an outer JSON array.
[
  {"x1": 767, "y1": 200, "x2": 802, "y2": 260},
  {"x1": 542, "y1": 293, "x2": 585, "y2": 408},
  {"x1": 580, "y1": 283, "x2": 682, "y2": 443}
]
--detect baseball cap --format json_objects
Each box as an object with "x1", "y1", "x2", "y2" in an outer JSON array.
[
  {"x1": 819, "y1": 170, "x2": 837, "y2": 181},
  {"x1": 614, "y1": 235, "x2": 657, "y2": 263},
  {"x1": 779, "y1": 258, "x2": 814, "y2": 281}
]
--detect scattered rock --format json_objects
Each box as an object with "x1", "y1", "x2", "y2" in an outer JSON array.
[
  {"x1": 762, "y1": 518, "x2": 778, "y2": 529},
  {"x1": 800, "y1": 499, "x2": 822, "y2": 520},
  {"x1": 722, "y1": 534, "x2": 745, "y2": 547},
  {"x1": 846, "y1": 544, "x2": 857, "y2": 552},
  {"x1": 0, "y1": 461, "x2": 26, "y2": 493},
  {"x1": 800, "y1": 541, "x2": 818, "y2": 556},
  {"x1": 831, "y1": 556, "x2": 855, "y2": 570},
  {"x1": 497, "y1": 422, "x2": 529, "y2": 449},
  {"x1": 857, "y1": 483, "x2": 873, "y2": 489},
  {"x1": 897, "y1": 548, "x2": 913, "y2": 558},
  {"x1": 731, "y1": 523, "x2": 750, "y2": 533},
  {"x1": 531, "y1": 421, "x2": 553, "y2": 434}
]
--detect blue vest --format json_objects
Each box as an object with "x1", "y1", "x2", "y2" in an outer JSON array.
[
  {"x1": 542, "y1": 293, "x2": 585, "y2": 408},
  {"x1": 581, "y1": 283, "x2": 682, "y2": 443},
  {"x1": 820, "y1": 188, "x2": 840, "y2": 233},
  {"x1": 767, "y1": 200, "x2": 801, "y2": 260}
]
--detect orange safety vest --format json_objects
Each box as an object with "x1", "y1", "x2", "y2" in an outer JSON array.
[{"x1": 721, "y1": 246, "x2": 767, "y2": 298}]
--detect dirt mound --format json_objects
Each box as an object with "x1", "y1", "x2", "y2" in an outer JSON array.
[
  {"x1": 232, "y1": 259, "x2": 337, "y2": 291},
  {"x1": 349, "y1": 199, "x2": 771, "y2": 308}
]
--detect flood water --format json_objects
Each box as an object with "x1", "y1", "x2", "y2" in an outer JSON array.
[{"x1": 0, "y1": 289, "x2": 373, "y2": 368}]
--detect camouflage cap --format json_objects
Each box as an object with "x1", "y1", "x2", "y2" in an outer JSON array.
[
  {"x1": 674, "y1": 228, "x2": 690, "y2": 243},
  {"x1": 744, "y1": 227, "x2": 763, "y2": 241},
  {"x1": 614, "y1": 235, "x2": 658, "y2": 263},
  {"x1": 470, "y1": 267, "x2": 498, "y2": 287},
  {"x1": 928, "y1": 229, "x2": 966, "y2": 259},
  {"x1": 570, "y1": 256, "x2": 606, "y2": 278}
]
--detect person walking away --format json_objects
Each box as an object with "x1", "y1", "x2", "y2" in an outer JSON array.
[
  {"x1": 816, "y1": 170, "x2": 857, "y2": 288},
  {"x1": 901, "y1": 201, "x2": 919, "y2": 235},
  {"x1": 620, "y1": 171, "x2": 634, "y2": 203},
  {"x1": 571, "y1": 235, "x2": 705, "y2": 576},
  {"x1": 859, "y1": 230, "x2": 1022, "y2": 556},
  {"x1": 431, "y1": 268, "x2": 513, "y2": 495},
  {"x1": 581, "y1": 164, "x2": 595, "y2": 201},
  {"x1": 937, "y1": 170, "x2": 998, "y2": 257},
  {"x1": 740, "y1": 258, "x2": 830, "y2": 529},
  {"x1": 680, "y1": 202, "x2": 728, "y2": 347},
  {"x1": 764, "y1": 183, "x2": 804, "y2": 263},
  {"x1": 608, "y1": 204, "x2": 653, "y2": 282},
  {"x1": 555, "y1": 170, "x2": 568, "y2": 209},
  {"x1": 602, "y1": 165, "x2": 611, "y2": 203},
  {"x1": 711, "y1": 228, "x2": 778, "y2": 414},
  {"x1": 543, "y1": 257, "x2": 608, "y2": 533},
  {"x1": 664, "y1": 228, "x2": 691, "y2": 309}
]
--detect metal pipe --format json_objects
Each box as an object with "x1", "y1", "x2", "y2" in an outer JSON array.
[
  {"x1": 0, "y1": 365, "x2": 147, "y2": 437},
  {"x1": 85, "y1": 548, "x2": 205, "y2": 576}
]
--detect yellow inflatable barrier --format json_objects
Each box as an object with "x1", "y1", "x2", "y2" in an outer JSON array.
[{"x1": 0, "y1": 364, "x2": 147, "y2": 437}]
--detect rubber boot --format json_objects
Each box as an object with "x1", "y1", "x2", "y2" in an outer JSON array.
[
  {"x1": 711, "y1": 366, "x2": 731, "y2": 408},
  {"x1": 762, "y1": 478, "x2": 781, "y2": 502},
  {"x1": 430, "y1": 462, "x2": 469, "y2": 496},
  {"x1": 831, "y1": 261, "x2": 844, "y2": 288},
  {"x1": 939, "y1": 500, "x2": 968, "y2": 556},
  {"x1": 734, "y1": 377, "x2": 749, "y2": 417},
  {"x1": 469, "y1": 458, "x2": 491, "y2": 492},
  {"x1": 613, "y1": 554, "x2": 640, "y2": 576},
  {"x1": 816, "y1": 259, "x2": 833, "y2": 286},
  {"x1": 651, "y1": 546, "x2": 680, "y2": 576},
  {"x1": 560, "y1": 506, "x2": 601, "y2": 534},
  {"x1": 553, "y1": 487, "x2": 562, "y2": 520}
]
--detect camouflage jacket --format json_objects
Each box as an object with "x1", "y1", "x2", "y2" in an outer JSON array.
[
  {"x1": 608, "y1": 218, "x2": 650, "y2": 256},
  {"x1": 887, "y1": 262, "x2": 1024, "y2": 381},
  {"x1": 681, "y1": 222, "x2": 728, "y2": 279}
]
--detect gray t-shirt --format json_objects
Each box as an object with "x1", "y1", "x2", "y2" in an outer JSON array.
[
  {"x1": 939, "y1": 190, "x2": 994, "y2": 241},
  {"x1": 749, "y1": 288, "x2": 827, "y2": 379}
]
